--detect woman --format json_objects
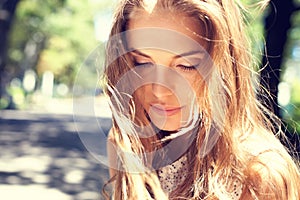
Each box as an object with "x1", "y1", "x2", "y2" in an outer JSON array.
[{"x1": 103, "y1": 0, "x2": 300, "y2": 199}]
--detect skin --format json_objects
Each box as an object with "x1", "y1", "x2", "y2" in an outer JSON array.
[{"x1": 126, "y1": 10, "x2": 207, "y2": 131}]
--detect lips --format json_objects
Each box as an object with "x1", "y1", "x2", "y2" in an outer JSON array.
[{"x1": 150, "y1": 104, "x2": 182, "y2": 116}]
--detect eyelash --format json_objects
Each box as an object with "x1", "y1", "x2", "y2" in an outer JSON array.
[
  {"x1": 134, "y1": 61, "x2": 198, "y2": 72},
  {"x1": 176, "y1": 64, "x2": 198, "y2": 71},
  {"x1": 133, "y1": 61, "x2": 153, "y2": 67}
]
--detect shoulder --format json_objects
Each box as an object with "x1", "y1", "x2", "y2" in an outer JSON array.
[
  {"x1": 240, "y1": 132, "x2": 300, "y2": 199},
  {"x1": 107, "y1": 128, "x2": 117, "y2": 160}
]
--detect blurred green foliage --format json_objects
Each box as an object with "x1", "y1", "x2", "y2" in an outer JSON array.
[
  {"x1": 7, "y1": 0, "x2": 115, "y2": 87},
  {"x1": 281, "y1": 2, "x2": 300, "y2": 133},
  {"x1": 289, "y1": 79, "x2": 300, "y2": 132}
]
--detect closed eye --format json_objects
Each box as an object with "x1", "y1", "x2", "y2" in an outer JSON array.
[
  {"x1": 176, "y1": 64, "x2": 199, "y2": 71},
  {"x1": 134, "y1": 61, "x2": 154, "y2": 67}
]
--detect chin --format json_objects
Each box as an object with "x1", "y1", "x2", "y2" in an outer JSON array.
[{"x1": 151, "y1": 118, "x2": 181, "y2": 131}]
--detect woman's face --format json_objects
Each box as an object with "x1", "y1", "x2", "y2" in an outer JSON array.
[{"x1": 126, "y1": 10, "x2": 207, "y2": 131}]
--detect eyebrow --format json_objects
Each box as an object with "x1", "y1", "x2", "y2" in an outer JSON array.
[
  {"x1": 129, "y1": 49, "x2": 151, "y2": 58},
  {"x1": 129, "y1": 49, "x2": 205, "y2": 58},
  {"x1": 174, "y1": 50, "x2": 205, "y2": 58}
]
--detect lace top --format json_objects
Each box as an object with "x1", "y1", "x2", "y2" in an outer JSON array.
[
  {"x1": 156, "y1": 155, "x2": 243, "y2": 199},
  {"x1": 157, "y1": 154, "x2": 189, "y2": 193}
]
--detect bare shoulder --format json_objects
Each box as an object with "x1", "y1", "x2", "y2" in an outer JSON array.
[
  {"x1": 107, "y1": 128, "x2": 118, "y2": 178},
  {"x1": 107, "y1": 127, "x2": 115, "y2": 141}
]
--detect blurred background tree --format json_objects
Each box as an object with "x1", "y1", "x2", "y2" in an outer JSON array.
[
  {"x1": 1, "y1": 0, "x2": 115, "y2": 108},
  {"x1": 0, "y1": 0, "x2": 20, "y2": 108},
  {"x1": 278, "y1": 0, "x2": 300, "y2": 135},
  {"x1": 259, "y1": 0, "x2": 300, "y2": 151}
]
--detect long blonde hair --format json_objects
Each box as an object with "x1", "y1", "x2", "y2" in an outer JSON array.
[{"x1": 103, "y1": 0, "x2": 300, "y2": 199}]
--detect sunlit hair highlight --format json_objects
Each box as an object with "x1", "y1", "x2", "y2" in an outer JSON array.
[{"x1": 103, "y1": 0, "x2": 300, "y2": 199}]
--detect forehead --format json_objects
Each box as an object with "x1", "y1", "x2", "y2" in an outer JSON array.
[{"x1": 126, "y1": 11, "x2": 208, "y2": 54}]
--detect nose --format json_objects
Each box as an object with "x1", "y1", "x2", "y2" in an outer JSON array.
[
  {"x1": 151, "y1": 66, "x2": 174, "y2": 98},
  {"x1": 152, "y1": 83, "x2": 173, "y2": 98}
]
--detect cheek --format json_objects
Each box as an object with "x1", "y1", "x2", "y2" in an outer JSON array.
[
  {"x1": 132, "y1": 86, "x2": 151, "y2": 126},
  {"x1": 185, "y1": 73, "x2": 204, "y2": 93},
  {"x1": 134, "y1": 85, "x2": 152, "y2": 107},
  {"x1": 185, "y1": 73, "x2": 206, "y2": 108}
]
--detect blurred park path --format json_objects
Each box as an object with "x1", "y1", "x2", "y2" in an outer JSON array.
[{"x1": 0, "y1": 107, "x2": 112, "y2": 200}]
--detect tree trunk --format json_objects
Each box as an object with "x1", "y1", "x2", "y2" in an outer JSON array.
[
  {"x1": 261, "y1": 0, "x2": 300, "y2": 156},
  {"x1": 0, "y1": 0, "x2": 19, "y2": 105},
  {"x1": 261, "y1": 0, "x2": 294, "y2": 118}
]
